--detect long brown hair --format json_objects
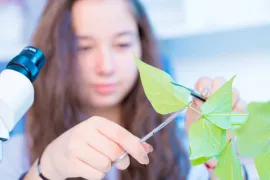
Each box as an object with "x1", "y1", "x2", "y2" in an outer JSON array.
[{"x1": 26, "y1": 0, "x2": 190, "y2": 179}]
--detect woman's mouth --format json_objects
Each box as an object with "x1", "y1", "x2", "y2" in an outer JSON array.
[{"x1": 92, "y1": 83, "x2": 117, "y2": 95}]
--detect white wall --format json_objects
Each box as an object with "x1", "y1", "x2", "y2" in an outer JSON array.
[
  {"x1": 140, "y1": 0, "x2": 270, "y2": 39},
  {"x1": 171, "y1": 51, "x2": 270, "y2": 103},
  {"x1": 159, "y1": 24, "x2": 270, "y2": 104},
  {"x1": 0, "y1": 0, "x2": 46, "y2": 61}
]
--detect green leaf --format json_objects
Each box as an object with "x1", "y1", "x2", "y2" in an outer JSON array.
[
  {"x1": 230, "y1": 112, "x2": 249, "y2": 133},
  {"x1": 254, "y1": 151, "x2": 270, "y2": 180},
  {"x1": 190, "y1": 156, "x2": 211, "y2": 166},
  {"x1": 214, "y1": 140, "x2": 243, "y2": 180},
  {"x1": 201, "y1": 76, "x2": 236, "y2": 129},
  {"x1": 236, "y1": 101, "x2": 270, "y2": 157},
  {"x1": 189, "y1": 146, "x2": 211, "y2": 166},
  {"x1": 134, "y1": 55, "x2": 190, "y2": 114},
  {"x1": 188, "y1": 118, "x2": 226, "y2": 160}
]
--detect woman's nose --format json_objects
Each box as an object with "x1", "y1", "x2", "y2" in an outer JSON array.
[{"x1": 95, "y1": 47, "x2": 115, "y2": 76}]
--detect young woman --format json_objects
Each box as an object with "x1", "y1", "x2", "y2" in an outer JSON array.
[{"x1": 1, "y1": 0, "x2": 247, "y2": 179}]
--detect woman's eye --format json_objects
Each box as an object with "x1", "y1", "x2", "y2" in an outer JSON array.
[
  {"x1": 116, "y1": 43, "x2": 131, "y2": 48},
  {"x1": 77, "y1": 46, "x2": 94, "y2": 51}
]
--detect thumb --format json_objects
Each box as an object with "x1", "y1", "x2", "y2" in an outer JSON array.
[
  {"x1": 192, "y1": 77, "x2": 212, "y2": 109},
  {"x1": 142, "y1": 142, "x2": 153, "y2": 154}
]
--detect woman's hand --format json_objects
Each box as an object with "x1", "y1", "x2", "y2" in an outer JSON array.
[
  {"x1": 185, "y1": 76, "x2": 247, "y2": 132},
  {"x1": 185, "y1": 76, "x2": 247, "y2": 167},
  {"x1": 25, "y1": 116, "x2": 153, "y2": 180}
]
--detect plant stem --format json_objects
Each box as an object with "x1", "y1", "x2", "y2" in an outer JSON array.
[
  {"x1": 188, "y1": 105, "x2": 202, "y2": 115},
  {"x1": 187, "y1": 104, "x2": 249, "y2": 117},
  {"x1": 204, "y1": 114, "x2": 249, "y2": 117}
]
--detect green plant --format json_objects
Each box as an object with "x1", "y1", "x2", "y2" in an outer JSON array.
[
  {"x1": 235, "y1": 102, "x2": 270, "y2": 180},
  {"x1": 134, "y1": 55, "x2": 270, "y2": 180}
]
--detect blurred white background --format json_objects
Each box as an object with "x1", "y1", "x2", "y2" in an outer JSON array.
[
  {"x1": 140, "y1": 0, "x2": 270, "y2": 104},
  {"x1": 1, "y1": 0, "x2": 269, "y2": 103}
]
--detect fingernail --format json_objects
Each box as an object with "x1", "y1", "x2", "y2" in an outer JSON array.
[
  {"x1": 142, "y1": 142, "x2": 153, "y2": 153},
  {"x1": 201, "y1": 88, "x2": 210, "y2": 98},
  {"x1": 141, "y1": 153, "x2": 149, "y2": 164},
  {"x1": 146, "y1": 145, "x2": 153, "y2": 153},
  {"x1": 149, "y1": 145, "x2": 153, "y2": 153}
]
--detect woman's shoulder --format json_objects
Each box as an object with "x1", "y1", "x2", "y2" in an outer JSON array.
[{"x1": 0, "y1": 119, "x2": 30, "y2": 179}]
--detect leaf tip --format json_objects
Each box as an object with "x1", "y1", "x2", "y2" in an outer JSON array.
[
  {"x1": 132, "y1": 52, "x2": 139, "y2": 61},
  {"x1": 229, "y1": 75, "x2": 237, "y2": 82}
]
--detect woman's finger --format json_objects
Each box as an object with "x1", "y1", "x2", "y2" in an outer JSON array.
[
  {"x1": 71, "y1": 158, "x2": 105, "y2": 180},
  {"x1": 211, "y1": 77, "x2": 226, "y2": 93},
  {"x1": 86, "y1": 129, "x2": 125, "y2": 160},
  {"x1": 113, "y1": 153, "x2": 131, "y2": 170},
  {"x1": 86, "y1": 129, "x2": 132, "y2": 170},
  {"x1": 142, "y1": 142, "x2": 153, "y2": 153},
  {"x1": 233, "y1": 99, "x2": 247, "y2": 113},
  {"x1": 192, "y1": 77, "x2": 213, "y2": 107},
  {"x1": 232, "y1": 88, "x2": 240, "y2": 108},
  {"x1": 91, "y1": 117, "x2": 151, "y2": 165},
  {"x1": 74, "y1": 143, "x2": 112, "y2": 173}
]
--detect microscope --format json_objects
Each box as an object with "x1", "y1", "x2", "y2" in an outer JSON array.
[{"x1": 0, "y1": 46, "x2": 46, "y2": 161}]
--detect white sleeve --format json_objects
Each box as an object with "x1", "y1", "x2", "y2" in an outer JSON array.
[
  {"x1": 188, "y1": 165, "x2": 210, "y2": 180},
  {"x1": 0, "y1": 135, "x2": 30, "y2": 180}
]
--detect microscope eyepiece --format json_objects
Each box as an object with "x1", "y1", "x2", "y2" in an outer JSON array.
[{"x1": 6, "y1": 46, "x2": 46, "y2": 82}]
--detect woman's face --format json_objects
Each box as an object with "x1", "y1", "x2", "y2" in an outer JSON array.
[{"x1": 71, "y1": 0, "x2": 141, "y2": 109}]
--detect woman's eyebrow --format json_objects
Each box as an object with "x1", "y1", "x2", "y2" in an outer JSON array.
[
  {"x1": 115, "y1": 31, "x2": 136, "y2": 37},
  {"x1": 75, "y1": 35, "x2": 94, "y2": 40},
  {"x1": 74, "y1": 31, "x2": 136, "y2": 40}
]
